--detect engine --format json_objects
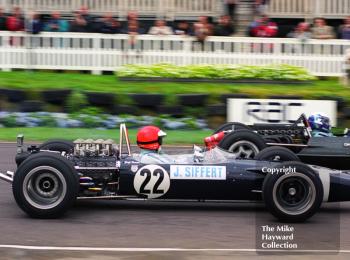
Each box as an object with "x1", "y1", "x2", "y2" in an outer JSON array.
[
  {"x1": 72, "y1": 139, "x2": 120, "y2": 197},
  {"x1": 73, "y1": 139, "x2": 119, "y2": 157}
]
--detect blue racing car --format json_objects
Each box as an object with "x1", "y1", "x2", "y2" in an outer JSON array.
[{"x1": 1, "y1": 124, "x2": 350, "y2": 223}]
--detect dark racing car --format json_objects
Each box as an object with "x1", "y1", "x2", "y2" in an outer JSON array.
[
  {"x1": 208, "y1": 114, "x2": 350, "y2": 170},
  {"x1": 1, "y1": 124, "x2": 350, "y2": 223}
]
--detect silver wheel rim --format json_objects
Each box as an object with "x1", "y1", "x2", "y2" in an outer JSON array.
[
  {"x1": 228, "y1": 140, "x2": 259, "y2": 159},
  {"x1": 23, "y1": 166, "x2": 67, "y2": 210},
  {"x1": 270, "y1": 155, "x2": 281, "y2": 161},
  {"x1": 272, "y1": 172, "x2": 316, "y2": 216}
]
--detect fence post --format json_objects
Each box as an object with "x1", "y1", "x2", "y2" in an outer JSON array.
[
  {"x1": 182, "y1": 37, "x2": 192, "y2": 65},
  {"x1": 92, "y1": 36, "x2": 102, "y2": 75},
  {"x1": 1, "y1": 33, "x2": 11, "y2": 72},
  {"x1": 274, "y1": 39, "x2": 282, "y2": 55}
]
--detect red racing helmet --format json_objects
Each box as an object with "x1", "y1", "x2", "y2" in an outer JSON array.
[{"x1": 137, "y1": 126, "x2": 167, "y2": 150}]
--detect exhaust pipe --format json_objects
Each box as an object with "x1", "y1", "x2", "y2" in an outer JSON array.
[{"x1": 0, "y1": 171, "x2": 14, "y2": 183}]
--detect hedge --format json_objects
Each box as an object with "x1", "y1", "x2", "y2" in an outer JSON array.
[{"x1": 116, "y1": 64, "x2": 316, "y2": 81}]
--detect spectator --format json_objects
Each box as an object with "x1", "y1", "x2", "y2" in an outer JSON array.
[
  {"x1": 44, "y1": 11, "x2": 69, "y2": 32},
  {"x1": 6, "y1": 6, "x2": 24, "y2": 31},
  {"x1": 78, "y1": 5, "x2": 93, "y2": 25},
  {"x1": 26, "y1": 12, "x2": 43, "y2": 34},
  {"x1": 214, "y1": 15, "x2": 235, "y2": 36},
  {"x1": 339, "y1": 17, "x2": 350, "y2": 40},
  {"x1": 311, "y1": 18, "x2": 335, "y2": 39},
  {"x1": 70, "y1": 12, "x2": 89, "y2": 32},
  {"x1": 148, "y1": 20, "x2": 173, "y2": 35},
  {"x1": 174, "y1": 20, "x2": 191, "y2": 35},
  {"x1": 249, "y1": 15, "x2": 278, "y2": 37},
  {"x1": 127, "y1": 20, "x2": 140, "y2": 48},
  {"x1": 127, "y1": 11, "x2": 138, "y2": 22},
  {"x1": 0, "y1": 7, "x2": 6, "y2": 31},
  {"x1": 193, "y1": 16, "x2": 213, "y2": 42},
  {"x1": 122, "y1": 11, "x2": 145, "y2": 34},
  {"x1": 224, "y1": 0, "x2": 238, "y2": 20},
  {"x1": 71, "y1": 5, "x2": 97, "y2": 32},
  {"x1": 99, "y1": 12, "x2": 120, "y2": 34},
  {"x1": 287, "y1": 22, "x2": 311, "y2": 42}
]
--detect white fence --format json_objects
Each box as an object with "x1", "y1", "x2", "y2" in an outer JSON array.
[
  {"x1": 0, "y1": 0, "x2": 222, "y2": 18},
  {"x1": 267, "y1": 0, "x2": 350, "y2": 19},
  {"x1": 0, "y1": 32, "x2": 348, "y2": 76}
]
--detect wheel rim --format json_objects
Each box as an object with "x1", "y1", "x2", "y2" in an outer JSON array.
[
  {"x1": 272, "y1": 172, "x2": 316, "y2": 216},
  {"x1": 267, "y1": 155, "x2": 281, "y2": 161},
  {"x1": 228, "y1": 140, "x2": 259, "y2": 159},
  {"x1": 22, "y1": 166, "x2": 67, "y2": 210}
]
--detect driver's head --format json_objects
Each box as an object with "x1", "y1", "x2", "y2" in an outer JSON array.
[
  {"x1": 137, "y1": 126, "x2": 167, "y2": 151},
  {"x1": 308, "y1": 113, "x2": 331, "y2": 133}
]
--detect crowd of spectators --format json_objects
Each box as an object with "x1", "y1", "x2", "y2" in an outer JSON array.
[
  {"x1": 286, "y1": 17, "x2": 350, "y2": 41},
  {"x1": 248, "y1": 16, "x2": 350, "y2": 41},
  {"x1": 0, "y1": 6, "x2": 236, "y2": 37},
  {"x1": 1, "y1": 5, "x2": 350, "y2": 42}
]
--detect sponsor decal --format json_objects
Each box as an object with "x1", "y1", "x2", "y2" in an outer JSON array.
[
  {"x1": 228, "y1": 98, "x2": 337, "y2": 125},
  {"x1": 170, "y1": 165, "x2": 226, "y2": 180}
]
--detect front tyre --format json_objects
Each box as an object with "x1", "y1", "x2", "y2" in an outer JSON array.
[
  {"x1": 262, "y1": 162, "x2": 323, "y2": 222},
  {"x1": 13, "y1": 152, "x2": 79, "y2": 218}
]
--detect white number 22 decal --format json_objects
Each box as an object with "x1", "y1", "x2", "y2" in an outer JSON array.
[{"x1": 133, "y1": 165, "x2": 170, "y2": 199}]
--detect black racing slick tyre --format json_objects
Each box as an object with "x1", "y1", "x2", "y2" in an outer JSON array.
[
  {"x1": 218, "y1": 130, "x2": 266, "y2": 159},
  {"x1": 213, "y1": 122, "x2": 250, "y2": 134},
  {"x1": 255, "y1": 146, "x2": 300, "y2": 162},
  {"x1": 39, "y1": 140, "x2": 74, "y2": 153},
  {"x1": 12, "y1": 152, "x2": 79, "y2": 218},
  {"x1": 262, "y1": 162, "x2": 323, "y2": 223}
]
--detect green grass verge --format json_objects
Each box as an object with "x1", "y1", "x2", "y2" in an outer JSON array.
[
  {"x1": 0, "y1": 127, "x2": 212, "y2": 144},
  {"x1": 0, "y1": 71, "x2": 348, "y2": 103}
]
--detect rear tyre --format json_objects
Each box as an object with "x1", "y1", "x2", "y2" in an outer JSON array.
[
  {"x1": 255, "y1": 146, "x2": 300, "y2": 162},
  {"x1": 39, "y1": 140, "x2": 74, "y2": 153},
  {"x1": 262, "y1": 162, "x2": 323, "y2": 222},
  {"x1": 13, "y1": 152, "x2": 79, "y2": 218},
  {"x1": 218, "y1": 130, "x2": 266, "y2": 159}
]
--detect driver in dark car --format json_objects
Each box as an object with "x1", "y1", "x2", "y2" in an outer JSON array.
[{"x1": 308, "y1": 113, "x2": 334, "y2": 137}]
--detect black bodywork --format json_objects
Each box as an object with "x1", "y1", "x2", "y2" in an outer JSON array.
[
  {"x1": 298, "y1": 137, "x2": 350, "y2": 170},
  {"x1": 118, "y1": 156, "x2": 267, "y2": 201}
]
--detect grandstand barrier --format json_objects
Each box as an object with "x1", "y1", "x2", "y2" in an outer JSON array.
[
  {"x1": 0, "y1": 31, "x2": 348, "y2": 76},
  {"x1": 0, "y1": 0, "x2": 349, "y2": 19},
  {"x1": 267, "y1": 0, "x2": 350, "y2": 19},
  {"x1": 0, "y1": 0, "x2": 222, "y2": 18}
]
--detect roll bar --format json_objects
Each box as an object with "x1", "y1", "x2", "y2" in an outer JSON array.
[
  {"x1": 292, "y1": 113, "x2": 312, "y2": 139},
  {"x1": 119, "y1": 123, "x2": 131, "y2": 157}
]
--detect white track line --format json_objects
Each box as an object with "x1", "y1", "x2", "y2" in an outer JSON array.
[{"x1": 0, "y1": 245, "x2": 348, "y2": 253}]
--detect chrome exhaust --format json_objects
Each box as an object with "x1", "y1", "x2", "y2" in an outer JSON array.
[{"x1": 0, "y1": 171, "x2": 14, "y2": 183}]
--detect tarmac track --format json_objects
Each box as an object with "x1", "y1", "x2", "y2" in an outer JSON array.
[{"x1": 0, "y1": 143, "x2": 349, "y2": 259}]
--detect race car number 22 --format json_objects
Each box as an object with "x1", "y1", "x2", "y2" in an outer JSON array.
[{"x1": 133, "y1": 165, "x2": 170, "y2": 199}]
